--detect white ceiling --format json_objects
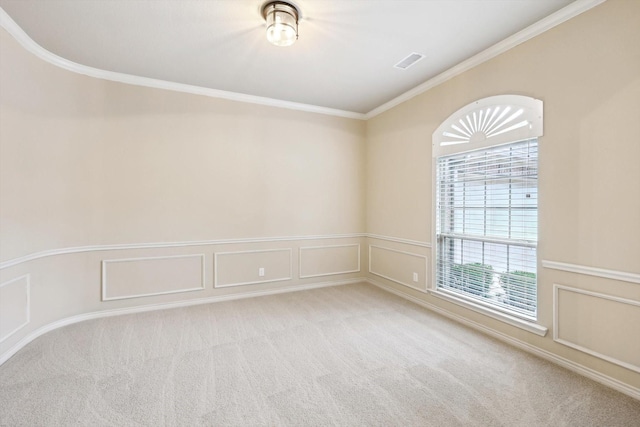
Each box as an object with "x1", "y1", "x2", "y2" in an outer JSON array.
[{"x1": 0, "y1": 0, "x2": 577, "y2": 115}]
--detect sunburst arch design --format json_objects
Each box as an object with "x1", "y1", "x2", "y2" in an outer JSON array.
[{"x1": 433, "y1": 95, "x2": 543, "y2": 157}]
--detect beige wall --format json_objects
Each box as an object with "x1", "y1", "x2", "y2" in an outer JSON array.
[
  {"x1": 366, "y1": 0, "x2": 640, "y2": 391},
  {"x1": 368, "y1": 0, "x2": 640, "y2": 270},
  {"x1": 0, "y1": 27, "x2": 366, "y2": 262},
  {"x1": 1, "y1": 0, "x2": 639, "y2": 397},
  {"x1": 0, "y1": 26, "x2": 366, "y2": 358}
]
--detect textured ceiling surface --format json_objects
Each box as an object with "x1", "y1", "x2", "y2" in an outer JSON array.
[{"x1": 0, "y1": 0, "x2": 574, "y2": 114}]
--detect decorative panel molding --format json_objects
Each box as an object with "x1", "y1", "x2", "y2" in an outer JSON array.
[
  {"x1": 432, "y1": 95, "x2": 543, "y2": 158},
  {"x1": 101, "y1": 254, "x2": 205, "y2": 301},
  {"x1": 553, "y1": 284, "x2": 640, "y2": 373},
  {"x1": 0, "y1": 275, "x2": 30, "y2": 343},
  {"x1": 299, "y1": 244, "x2": 360, "y2": 279},
  {"x1": 369, "y1": 245, "x2": 428, "y2": 291},
  {"x1": 214, "y1": 248, "x2": 292, "y2": 288},
  {"x1": 369, "y1": 277, "x2": 636, "y2": 400}
]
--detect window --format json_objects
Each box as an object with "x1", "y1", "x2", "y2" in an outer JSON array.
[
  {"x1": 432, "y1": 95, "x2": 543, "y2": 322},
  {"x1": 436, "y1": 139, "x2": 538, "y2": 319}
]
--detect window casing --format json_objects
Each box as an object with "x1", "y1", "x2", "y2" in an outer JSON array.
[
  {"x1": 431, "y1": 95, "x2": 543, "y2": 323},
  {"x1": 436, "y1": 139, "x2": 538, "y2": 319}
]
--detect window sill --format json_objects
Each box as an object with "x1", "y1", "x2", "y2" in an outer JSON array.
[{"x1": 429, "y1": 289, "x2": 548, "y2": 337}]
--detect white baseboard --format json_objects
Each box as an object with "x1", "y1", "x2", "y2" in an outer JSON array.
[
  {"x1": 366, "y1": 278, "x2": 640, "y2": 401},
  {"x1": 4, "y1": 275, "x2": 637, "y2": 401},
  {"x1": 0, "y1": 277, "x2": 364, "y2": 366}
]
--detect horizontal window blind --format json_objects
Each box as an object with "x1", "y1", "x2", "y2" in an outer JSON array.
[{"x1": 436, "y1": 139, "x2": 538, "y2": 318}]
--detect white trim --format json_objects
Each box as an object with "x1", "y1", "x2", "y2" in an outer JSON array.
[
  {"x1": 366, "y1": 234, "x2": 431, "y2": 248},
  {"x1": 367, "y1": 278, "x2": 640, "y2": 401},
  {"x1": 0, "y1": 8, "x2": 365, "y2": 121},
  {"x1": 213, "y1": 248, "x2": 293, "y2": 288},
  {"x1": 432, "y1": 95, "x2": 543, "y2": 157},
  {"x1": 0, "y1": 233, "x2": 365, "y2": 270},
  {"x1": 0, "y1": 0, "x2": 605, "y2": 122},
  {"x1": 553, "y1": 284, "x2": 640, "y2": 374},
  {"x1": 431, "y1": 108, "x2": 542, "y2": 333},
  {"x1": 543, "y1": 260, "x2": 640, "y2": 285},
  {"x1": 368, "y1": 245, "x2": 428, "y2": 292},
  {"x1": 429, "y1": 289, "x2": 546, "y2": 336},
  {"x1": 298, "y1": 244, "x2": 361, "y2": 279},
  {"x1": 0, "y1": 274, "x2": 30, "y2": 344},
  {"x1": 101, "y1": 254, "x2": 206, "y2": 301},
  {"x1": 0, "y1": 232, "x2": 432, "y2": 273},
  {"x1": 0, "y1": 277, "x2": 363, "y2": 366},
  {"x1": 364, "y1": 0, "x2": 606, "y2": 119}
]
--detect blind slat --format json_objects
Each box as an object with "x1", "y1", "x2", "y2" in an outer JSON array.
[{"x1": 436, "y1": 139, "x2": 538, "y2": 319}]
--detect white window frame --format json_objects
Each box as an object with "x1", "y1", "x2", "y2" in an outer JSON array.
[{"x1": 431, "y1": 95, "x2": 547, "y2": 336}]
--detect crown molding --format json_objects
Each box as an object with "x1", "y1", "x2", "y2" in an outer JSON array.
[
  {"x1": 0, "y1": 7, "x2": 366, "y2": 121},
  {"x1": 364, "y1": 0, "x2": 607, "y2": 119},
  {"x1": 0, "y1": 0, "x2": 606, "y2": 122}
]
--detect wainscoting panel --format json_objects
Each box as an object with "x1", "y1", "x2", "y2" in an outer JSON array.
[
  {"x1": 0, "y1": 275, "x2": 30, "y2": 343},
  {"x1": 554, "y1": 284, "x2": 640, "y2": 373},
  {"x1": 299, "y1": 244, "x2": 360, "y2": 279},
  {"x1": 214, "y1": 249, "x2": 292, "y2": 288},
  {"x1": 101, "y1": 254, "x2": 205, "y2": 301},
  {"x1": 369, "y1": 245, "x2": 428, "y2": 291}
]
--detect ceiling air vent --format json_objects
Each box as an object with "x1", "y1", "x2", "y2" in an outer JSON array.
[{"x1": 394, "y1": 52, "x2": 425, "y2": 70}]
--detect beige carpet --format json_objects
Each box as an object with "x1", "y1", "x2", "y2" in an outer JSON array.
[{"x1": 1, "y1": 282, "x2": 638, "y2": 426}]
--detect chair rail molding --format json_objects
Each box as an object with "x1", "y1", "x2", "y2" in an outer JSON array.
[
  {"x1": 542, "y1": 260, "x2": 640, "y2": 285},
  {"x1": 0, "y1": 233, "x2": 365, "y2": 270},
  {"x1": 366, "y1": 234, "x2": 431, "y2": 248}
]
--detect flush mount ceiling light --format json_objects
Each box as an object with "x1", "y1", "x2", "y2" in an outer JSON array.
[{"x1": 261, "y1": 1, "x2": 299, "y2": 47}]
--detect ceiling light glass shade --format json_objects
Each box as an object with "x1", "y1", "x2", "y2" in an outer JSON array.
[{"x1": 262, "y1": 2, "x2": 299, "y2": 47}]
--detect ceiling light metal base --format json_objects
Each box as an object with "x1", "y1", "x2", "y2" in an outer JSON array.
[{"x1": 261, "y1": 1, "x2": 300, "y2": 47}]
